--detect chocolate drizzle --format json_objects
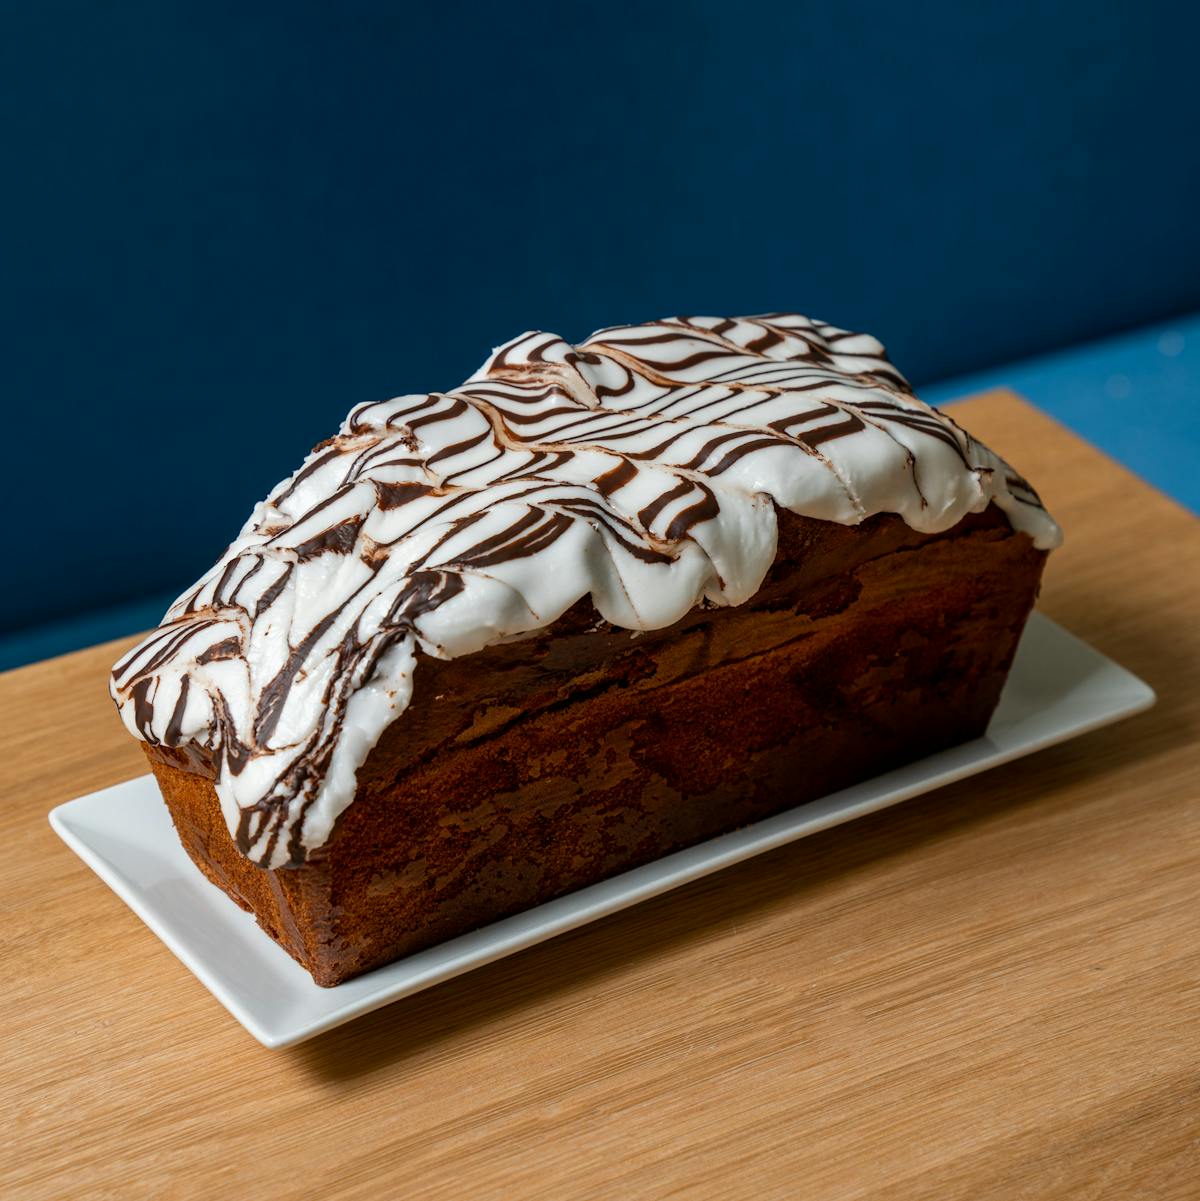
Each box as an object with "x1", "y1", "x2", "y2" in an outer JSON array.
[{"x1": 110, "y1": 312, "x2": 1061, "y2": 867}]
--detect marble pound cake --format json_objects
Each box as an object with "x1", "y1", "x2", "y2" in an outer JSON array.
[{"x1": 111, "y1": 313, "x2": 1061, "y2": 986}]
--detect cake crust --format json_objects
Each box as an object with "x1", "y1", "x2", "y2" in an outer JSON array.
[{"x1": 145, "y1": 505, "x2": 1046, "y2": 986}]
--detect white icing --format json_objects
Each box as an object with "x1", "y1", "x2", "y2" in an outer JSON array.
[{"x1": 111, "y1": 313, "x2": 1060, "y2": 867}]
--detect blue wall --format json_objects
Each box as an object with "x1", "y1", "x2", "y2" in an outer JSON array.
[{"x1": 5, "y1": 2, "x2": 1199, "y2": 657}]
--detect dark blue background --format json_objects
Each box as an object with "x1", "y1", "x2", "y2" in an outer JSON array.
[{"x1": 5, "y1": 2, "x2": 1199, "y2": 657}]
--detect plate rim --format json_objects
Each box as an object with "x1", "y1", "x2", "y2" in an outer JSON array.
[{"x1": 48, "y1": 612, "x2": 1156, "y2": 1048}]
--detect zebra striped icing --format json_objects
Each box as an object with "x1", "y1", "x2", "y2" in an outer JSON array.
[{"x1": 111, "y1": 313, "x2": 1060, "y2": 867}]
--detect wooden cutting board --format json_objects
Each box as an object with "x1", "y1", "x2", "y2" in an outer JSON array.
[{"x1": 3, "y1": 391, "x2": 1197, "y2": 1201}]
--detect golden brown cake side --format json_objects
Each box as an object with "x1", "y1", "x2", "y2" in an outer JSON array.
[{"x1": 144, "y1": 505, "x2": 1046, "y2": 986}]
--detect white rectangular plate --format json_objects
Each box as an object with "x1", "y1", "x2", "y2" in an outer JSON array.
[{"x1": 51, "y1": 613, "x2": 1154, "y2": 1048}]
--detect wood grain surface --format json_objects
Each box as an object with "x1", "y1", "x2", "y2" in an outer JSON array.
[{"x1": 3, "y1": 392, "x2": 1197, "y2": 1201}]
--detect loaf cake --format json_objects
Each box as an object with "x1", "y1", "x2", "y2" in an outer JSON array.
[{"x1": 111, "y1": 313, "x2": 1060, "y2": 986}]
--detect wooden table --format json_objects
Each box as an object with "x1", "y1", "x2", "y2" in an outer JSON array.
[{"x1": 4, "y1": 393, "x2": 1198, "y2": 1200}]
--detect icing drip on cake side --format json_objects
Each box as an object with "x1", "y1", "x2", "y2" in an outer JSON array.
[{"x1": 111, "y1": 313, "x2": 1061, "y2": 867}]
